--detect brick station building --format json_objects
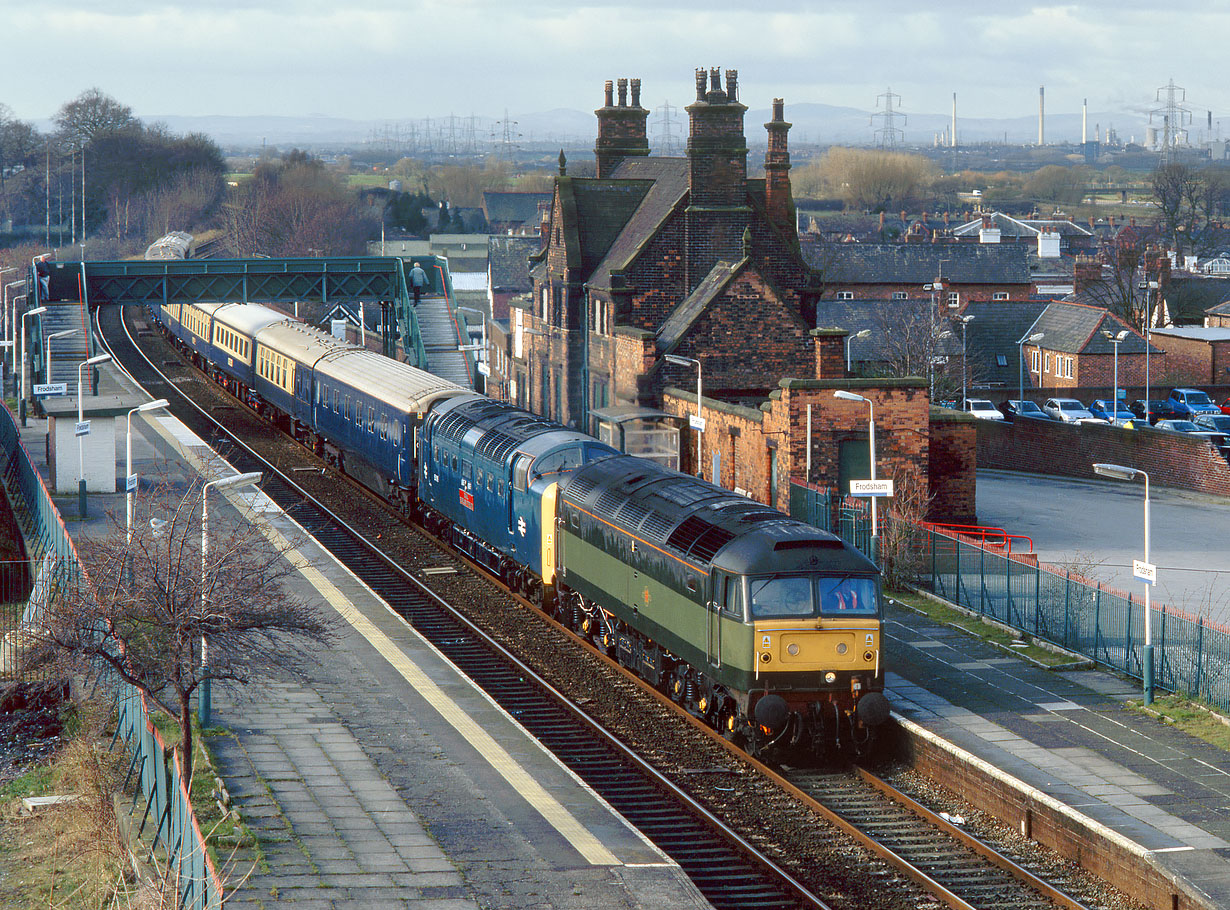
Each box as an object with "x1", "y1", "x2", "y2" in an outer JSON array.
[{"x1": 497, "y1": 67, "x2": 976, "y2": 522}]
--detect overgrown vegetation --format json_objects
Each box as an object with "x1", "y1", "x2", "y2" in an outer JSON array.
[{"x1": 1131, "y1": 695, "x2": 1230, "y2": 751}]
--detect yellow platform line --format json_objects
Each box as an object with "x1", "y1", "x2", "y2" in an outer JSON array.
[{"x1": 266, "y1": 526, "x2": 621, "y2": 866}]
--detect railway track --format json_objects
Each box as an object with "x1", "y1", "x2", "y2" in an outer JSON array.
[{"x1": 99, "y1": 303, "x2": 1113, "y2": 910}]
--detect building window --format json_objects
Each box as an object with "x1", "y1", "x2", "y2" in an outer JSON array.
[
  {"x1": 1031, "y1": 350, "x2": 1040, "y2": 372},
  {"x1": 992, "y1": 292, "x2": 1009, "y2": 301},
  {"x1": 1063, "y1": 357, "x2": 1074, "y2": 379},
  {"x1": 1044, "y1": 353, "x2": 1052, "y2": 373},
  {"x1": 891, "y1": 291, "x2": 908, "y2": 300},
  {"x1": 947, "y1": 291, "x2": 960, "y2": 307},
  {"x1": 996, "y1": 354, "x2": 1008, "y2": 367},
  {"x1": 836, "y1": 291, "x2": 854, "y2": 300}
]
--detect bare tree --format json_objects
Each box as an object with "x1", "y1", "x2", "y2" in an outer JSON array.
[
  {"x1": 32, "y1": 474, "x2": 335, "y2": 780},
  {"x1": 54, "y1": 87, "x2": 138, "y2": 146}
]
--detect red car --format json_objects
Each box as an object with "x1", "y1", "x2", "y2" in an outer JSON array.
[{"x1": 1221, "y1": 397, "x2": 1230, "y2": 416}]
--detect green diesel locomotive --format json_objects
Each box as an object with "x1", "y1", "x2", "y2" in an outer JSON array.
[{"x1": 550, "y1": 455, "x2": 889, "y2": 759}]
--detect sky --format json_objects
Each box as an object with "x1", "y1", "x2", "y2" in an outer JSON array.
[{"x1": 8, "y1": 1, "x2": 1230, "y2": 126}]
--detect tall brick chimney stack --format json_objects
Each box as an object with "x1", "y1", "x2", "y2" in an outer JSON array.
[
  {"x1": 594, "y1": 77, "x2": 649, "y2": 178},
  {"x1": 764, "y1": 98, "x2": 795, "y2": 237},
  {"x1": 686, "y1": 67, "x2": 748, "y2": 208}
]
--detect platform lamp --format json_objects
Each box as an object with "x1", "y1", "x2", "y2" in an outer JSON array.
[
  {"x1": 834, "y1": 390, "x2": 878, "y2": 562},
  {"x1": 1092, "y1": 463, "x2": 1153, "y2": 705},
  {"x1": 6, "y1": 289, "x2": 26, "y2": 396},
  {"x1": 663, "y1": 354, "x2": 703, "y2": 479},
  {"x1": 77, "y1": 353, "x2": 111, "y2": 518},
  {"x1": 45, "y1": 329, "x2": 77, "y2": 390},
  {"x1": 846, "y1": 329, "x2": 871, "y2": 375},
  {"x1": 1101, "y1": 329, "x2": 1129, "y2": 422},
  {"x1": 200, "y1": 471, "x2": 262, "y2": 727},
  {"x1": 126, "y1": 398, "x2": 170, "y2": 551},
  {"x1": 957, "y1": 314, "x2": 975, "y2": 407},
  {"x1": 1018, "y1": 331, "x2": 1044, "y2": 408},
  {"x1": 18, "y1": 305, "x2": 46, "y2": 426}
]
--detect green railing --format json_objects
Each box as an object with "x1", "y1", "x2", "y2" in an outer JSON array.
[
  {"x1": 0, "y1": 402, "x2": 223, "y2": 907},
  {"x1": 788, "y1": 480, "x2": 1230, "y2": 712}
]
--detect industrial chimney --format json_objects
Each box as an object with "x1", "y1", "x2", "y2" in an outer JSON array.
[
  {"x1": 1038, "y1": 86, "x2": 1045, "y2": 145},
  {"x1": 951, "y1": 93, "x2": 957, "y2": 148}
]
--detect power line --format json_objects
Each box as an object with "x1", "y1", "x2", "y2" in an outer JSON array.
[{"x1": 871, "y1": 87, "x2": 906, "y2": 149}]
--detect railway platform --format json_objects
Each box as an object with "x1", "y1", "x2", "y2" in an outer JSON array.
[
  {"x1": 885, "y1": 599, "x2": 1230, "y2": 910},
  {"x1": 17, "y1": 377, "x2": 711, "y2": 910}
]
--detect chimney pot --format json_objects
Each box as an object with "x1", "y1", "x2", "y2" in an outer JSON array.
[
  {"x1": 725, "y1": 69, "x2": 738, "y2": 102},
  {"x1": 604, "y1": 80, "x2": 614, "y2": 107},
  {"x1": 710, "y1": 67, "x2": 721, "y2": 95},
  {"x1": 617, "y1": 78, "x2": 628, "y2": 107},
  {"x1": 695, "y1": 68, "x2": 706, "y2": 101},
  {"x1": 772, "y1": 98, "x2": 784, "y2": 121},
  {"x1": 631, "y1": 78, "x2": 641, "y2": 108}
]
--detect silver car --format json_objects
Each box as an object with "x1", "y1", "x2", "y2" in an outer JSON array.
[{"x1": 1043, "y1": 397, "x2": 1097, "y2": 423}]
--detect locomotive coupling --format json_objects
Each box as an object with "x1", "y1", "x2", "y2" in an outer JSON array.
[{"x1": 855, "y1": 692, "x2": 890, "y2": 726}]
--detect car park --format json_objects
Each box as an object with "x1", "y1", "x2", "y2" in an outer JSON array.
[
  {"x1": 963, "y1": 398, "x2": 1005, "y2": 421},
  {"x1": 1194, "y1": 414, "x2": 1230, "y2": 434},
  {"x1": 1153, "y1": 419, "x2": 1230, "y2": 453},
  {"x1": 1088, "y1": 399, "x2": 1137, "y2": 426},
  {"x1": 1000, "y1": 399, "x2": 1048, "y2": 421},
  {"x1": 1166, "y1": 388, "x2": 1221, "y2": 418},
  {"x1": 1043, "y1": 398, "x2": 1097, "y2": 423},
  {"x1": 1130, "y1": 399, "x2": 1176, "y2": 424}
]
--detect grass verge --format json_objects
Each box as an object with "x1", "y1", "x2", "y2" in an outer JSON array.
[
  {"x1": 1128, "y1": 695, "x2": 1230, "y2": 752},
  {"x1": 887, "y1": 588, "x2": 1083, "y2": 668}
]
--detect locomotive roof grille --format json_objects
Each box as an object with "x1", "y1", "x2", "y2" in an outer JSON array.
[
  {"x1": 690, "y1": 526, "x2": 737, "y2": 562},
  {"x1": 639, "y1": 511, "x2": 676, "y2": 541},
  {"x1": 615, "y1": 500, "x2": 652, "y2": 530},
  {"x1": 435, "y1": 411, "x2": 473, "y2": 442},
  {"x1": 595, "y1": 488, "x2": 625, "y2": 513},
  {"x1": 563, "y1": 475, "x2": 600, "y2": 501}
]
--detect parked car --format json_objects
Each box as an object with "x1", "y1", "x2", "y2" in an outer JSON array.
[
  {"x1": 1000, "y1": 399, "x2": 1048, "y2": 421},
  {"x1": 1166, "y1": 387, "x2": 1221, "y2": 418},
  {"x1": 1220, "y1": 397, "x2": 1230, "y2": 416},
  {"x1": 1043, "y1": 398, "x2": 1097, "y2": 423},
  {"x1": 1088, "y1": 399, "x2": 1137, "y2": 426},
  {"x1": 1130, "y1": 399, "x2": 1177, "y2": 424},
  {"x1": 1194, "y1": 414, "x2": 1230, "y2": 434},
  {"x1": 1155, "y1": 417, "x2": 1230, "y2": 450},
  {"x1": 963, "y1": 398, "x2": 1005, "y2": 421}
]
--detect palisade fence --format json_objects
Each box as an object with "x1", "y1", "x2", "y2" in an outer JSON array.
[
  {"x1": 790, "y1": 479, "x2": 1230, "y2": 712},
  {"x1": 0, "y1": 404, "x2": 223, "y2": 908}
]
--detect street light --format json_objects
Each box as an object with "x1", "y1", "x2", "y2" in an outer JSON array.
[
  {"x1": 6, "y1": 288, "x2": 26, "y2": 395},
  {"x1": 1101, "y1": 329, "x2": 1129, "y2": 423},
  {"x1": 1091, "y1": 463, "x2": 1153, "y2": 704},
  {"x1": 45, "y1": 329, "x2": 77, "y2": 389},
  {"x1": 957, "y1": 314, "x2": 975, "y2": 407},
  {"x1": 664, "y1": 354, "x2": 703, "y2": 480},
  {"x1": 834, "y1": 390, "x2": 878, "y2": 560},
  {"x1": 846, "y1": 329, "x2": 871, "y2": 375},
  {"x1": 19, "y1": 306, "x2": 47, "y2": 426},
  {"x1": 200, "y1": 471, "x2": 263, "y2": 726},
  {"x1": 126, "y1": 399, "x2": 170, "y2": 550},
  {"x1": 77, "y1": 353, "x2": 112, "y2": 518},
  {"x1": 1018, "y1": 331, "x2": 1044, "y2": 407}
]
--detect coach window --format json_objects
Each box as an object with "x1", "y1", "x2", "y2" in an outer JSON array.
[
  {"x1": 368, "y1": 407, "x2": 375, "y2": 433},
  {"x1": 721, "y1": 574, "x2": 745, "y2": 619}
]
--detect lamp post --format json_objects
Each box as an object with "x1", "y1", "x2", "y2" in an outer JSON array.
[
  {"x1": 19, "y1": 305, "x2": 47, "y2": 426},
  {"x1": 77, "y1": 353, "x2": 111, "y2": 517},
  {"x1": 1091, "y1": 463, "x2": 1153, "y2": 704},
  {"x1": 200, "y1": 471, "x2": 262, "y2": 726},
  {"x1": 126, "y1": 399, "x2": 170, "y2": 549},
  {"x1": 0, "y1": 271, "x2": 17, "y2": 359},
  {"x1": 846, "y1": 329, "x2": 871, "y2": 375},
  {"x1": 664, "y1": 354, "x2": 703, "y2": 479},
  {"x1": 1018, "y1": 331, "x2": 1044, "y2": 407},
  {"x1": 1101, "y1": 329, "x2": 1129, "y2": 423},
  {"x1": 455, "y1": 305, "x2": 489, "y2": 394},
  {"x1": 45, "y1": 329, "x2": 77, "y2": 388},
  {"x1": 6, "y1": 288, "x2": 27, "y2": 395},
  {"x1": 957, "y1": 314, "x2": 975, "y2": 407},
  {"x1": 834, "y1": 390, "x2": 878, "y2": 561}
]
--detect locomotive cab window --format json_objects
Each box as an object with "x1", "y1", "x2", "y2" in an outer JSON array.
[
  {"x1": 721, "y1": 574, "x2": 744, "y2": 618},
  {"x1": 750, "y1": 575, "x2": 814, "y2": 619},
  {"x1": 817, "y1": 576, "x2": 879, "y2": 617}
]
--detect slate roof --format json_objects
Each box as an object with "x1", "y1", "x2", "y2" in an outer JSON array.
[
  {"x1": 1165, "y1": 276, "x2": 1230, "y2": 323},
  {"x1": 958, "y1": 301, "x2": 1050, "y2": 387},
  {"x1": 808, "y1": 242, "x2": 1033, "y2": 285},
  {"x1": 554, "y1": 176, "x2": 654, "y2": 276},
  {"x1": 657, "y1": 259, "x2": 745, "y2": 351},
  {"x1": 1030, "y1": 302, "x2": 1156, "y2": 355},
  {"x1": 586, "y1": 158, "x2": 691, "y2": 292},
  {"x1": 1206, "y1": 300, "x2": 1230, "y2": 318},
  {"x1": 951, "y1": 213, "x2": 1094, "y2": 239},
  {"x1": 488, "y1": 236, "x2": 540, "y2": 291},
  {"x1": 813, "y1": 297, "x2": 940, "y2": 364},
  {"x1": 481, "y1": 191, "x2": 551, "y2": 227}
]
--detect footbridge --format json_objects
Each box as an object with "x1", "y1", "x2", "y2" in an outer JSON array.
[{"x1": 28, "y1": 256, "x2": 476, "y2": 387}]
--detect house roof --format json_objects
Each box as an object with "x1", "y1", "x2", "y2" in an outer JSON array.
[
  {"x1": 1030, "y1": 302, "x2": 1156, "y2": 355},
  {"x1": 807, "y1": 242, "x2": 1033, "y2": 286},
  {"x1": 552, "y1": 176, "x2": 654, "y2": 276},
  {"x1": 481, "y1": 191, "x2": 551, "y2": 226},
  {"x1": 586, "y1": 158, "x2": 691, "y2": 292},
  {"x1": 951, "y1": 212, "x2": 1094, "y2": 239},
  {"x1": 488, "y1": 236, "x2": 540, "y2": 291},
  {"x1": 1166, "y1": 276, "x2": 1230, "y2": 322},
  {"x1": 814, "y1": 297, "x2": 940, "y2": 365},
  {"x1": 958, "y1": 301, "x2": 1050, "y2": 386},
  {"x1": 657, "y1": 259, "x2": 746, "y2": 351},
  {"x1": 1151, "y1": 326, "x2": 1230, "y2": 342}
]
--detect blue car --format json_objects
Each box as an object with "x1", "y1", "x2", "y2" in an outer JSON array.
[{"x1": 1088, "y1": 399, "x2": 1137, "y2": 426}]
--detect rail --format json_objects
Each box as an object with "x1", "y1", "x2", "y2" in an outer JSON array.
[{"x1": 921, "y1": 521, "x2": 1034, "y2": 557}]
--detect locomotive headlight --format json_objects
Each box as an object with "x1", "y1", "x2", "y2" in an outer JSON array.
[
  {"x1": 786, "y1": 643, "x2": 800, "y2": 656},
  {"x1": 835, "y1": 643, "x2": 848, "y2": 655},
  {"x1": 864, "y1": 650, "x2": 875, "y2": 662},
  {"x1": 824, "y1": 671, "x2": 837, "y2": 683},
  {"x1": 760, "y1": 652, "x2": 772, "y2": 663}
]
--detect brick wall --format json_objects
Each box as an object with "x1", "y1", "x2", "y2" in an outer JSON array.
[
  {"x1": 977, "y1": 418, "x2": 1230, "y2": 496},
  {"x1": 812, "y1": 329, "x2": 847, "y2": 379}
]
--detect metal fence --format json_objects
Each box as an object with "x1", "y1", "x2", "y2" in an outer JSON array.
[
  {"x1": 789, "y1": 480, "x2": 1230, "y2": 711},
  {"x1": 0, "y1": 402, "x2": 223, "y2": 907}
]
